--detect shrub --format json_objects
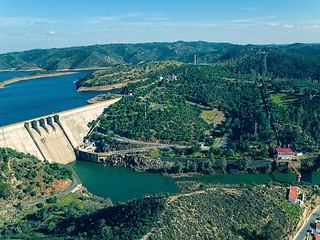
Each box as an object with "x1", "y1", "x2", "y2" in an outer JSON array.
[
  {"x1": 36, "y1": 202, "x2": 44, "y2": 208},
  {"x1": 47, "y1": 197, "x2": 57, "y2": 204}
]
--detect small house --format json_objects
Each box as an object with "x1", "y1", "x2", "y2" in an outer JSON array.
[
  {"x1": 288, "y1": 186, "x2": 304, "y2": 206},
  {"x1": 275, "y1": 148, "x2": 295, "y2": 160}
]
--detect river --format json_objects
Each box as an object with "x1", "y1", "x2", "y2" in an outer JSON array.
[
  {"x1": 69, "y1": 160, "x2": 320, "y2": 203},
  {"x1": 1, "y1": 70, "x2": 319, "y2": 203}
]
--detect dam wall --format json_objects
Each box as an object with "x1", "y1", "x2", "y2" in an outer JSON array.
[{"x1": 0, "y1": 98, "x2": 121, "y2": 164}]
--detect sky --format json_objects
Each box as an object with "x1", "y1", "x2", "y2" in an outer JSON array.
[{"x1": 0, "y1": 0, "x2": 320, "y2": 53}]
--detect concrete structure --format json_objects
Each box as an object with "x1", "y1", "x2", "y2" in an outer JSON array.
[{"x1": 0, "y1": 98, "x2": 121, "y2": 164}]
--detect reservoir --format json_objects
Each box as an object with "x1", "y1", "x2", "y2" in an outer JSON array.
[
  {"x1": 1, "y1": 71, "x2": 319, "y2": 203},
  {"x1": 0, "y1": 70, "x2": 103, "y2": 127}
]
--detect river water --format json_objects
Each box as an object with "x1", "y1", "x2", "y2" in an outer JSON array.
[{"x1": 1, "y1": 71, "x2": 319, "y2": 203}]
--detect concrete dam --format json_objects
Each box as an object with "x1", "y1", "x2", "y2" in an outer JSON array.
[{"x1": 0, "y1": 98, "x2": 121, "y2": 164}]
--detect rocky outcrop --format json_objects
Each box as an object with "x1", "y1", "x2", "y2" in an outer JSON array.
[{"x1": 104, "y1": 153, "x2": 163, "y2": 171}]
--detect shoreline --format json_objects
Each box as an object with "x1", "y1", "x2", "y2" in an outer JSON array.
[
  {"x1": 0, "y1": 67, "x2": 110, "y2": 72},
  {"x1": 77, "y1": 80, "x2": 140, "y2": 92},
  {"x1": 0, "y1": 71, "x2": 77, "y2": 89}
]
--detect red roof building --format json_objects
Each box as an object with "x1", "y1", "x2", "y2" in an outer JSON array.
[
  {"x1": 317, "y1": 222, "x2": 320, "y2": 235},
  {"x1": 316, "y1": 233, "x2": 320, "y2": 240},
  {"x1": 288, "y1": 186, "x2": 304, "y2": 206},
  {"x1": 289, "y1": 186, "x2": 298, "y2": 201},
  {"x1": 276, "y1": 148, "x2": 294, "y2": 153},
  {"x1": 275, "y1": 148, "x2": 295, "y2": 160}
]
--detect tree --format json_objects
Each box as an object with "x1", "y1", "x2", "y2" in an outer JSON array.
[
  {"x1": 220, "y1": 159, "x2": 227, "y2": 173},
  {"x1": 0, "y1": 183, "x2": 12, "y2": 200},
  {"x1": 238, "y1": 157, "x2": 250, "y2": 171},
  {"x1": 264, "y1": 163, "x2": 272, "y2": 174},
  {"x1": 259, "y1": 220, "x2": 284, "y2": 240},
  {"x1": 172, "y1": 162, "x2": 184, "y2": 173}
]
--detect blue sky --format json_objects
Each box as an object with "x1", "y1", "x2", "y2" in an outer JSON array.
[{"x1": 0, "y1": 0, "x2": 320, "y2": 53}]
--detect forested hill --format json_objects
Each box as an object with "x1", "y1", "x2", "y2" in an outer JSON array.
[{"x1": 1, "y1": 41, "x2": 320, "y2": 74}]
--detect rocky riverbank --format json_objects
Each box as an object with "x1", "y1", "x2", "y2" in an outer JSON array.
[
  {"x1": 104, "y1": 153, "x2": 164, "y2": 172},
  {"x1": 86, "y1": 93, "x2": 123, "y2": 104}
]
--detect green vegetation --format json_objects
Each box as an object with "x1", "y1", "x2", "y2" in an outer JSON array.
[
  {"x1": 82, "y1": 44, "x2": 320, "y2": 164},
  {"x1": 0, "y1": 192, "x2": 165, "y2": 240},
  {"x1": 200, "y1": 109, "x2": 225, "y2": 126},
  {"x1": 148, "y1": 185, "x2": 298, "y2": 240},
  {"x1": 0, "y1": 147, "x2": 72, "y2": 207},
  {"x1": 0, "y1": 184, "x2": 303, "y2": 240},
  {"x1": 0, "y1": 42, "x2": 319, "y2": 74},
  {"x1": 99, "y1": 96, "x2": 208, "y2": 143},
  {"x1": 76, "y1": 61, "x2": 182, "y2": 88},
  {"x1": 89, "y1": 63, "x2": 272, "y2": 161}
]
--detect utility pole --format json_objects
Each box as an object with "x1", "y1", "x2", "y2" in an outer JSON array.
[
  {"x1": 194, "y1": 54, "x2": 197, "y2": 65},
  {"x1": 142, "y1": 100, "x2": 147, "y2": 120},
  {"x1": 254, "y1": 122, "x2": 258, "y2": 137}
]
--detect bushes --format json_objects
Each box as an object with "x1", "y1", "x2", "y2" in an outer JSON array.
[
  {"x1": 0, "y1": 183, "x2": 12, "y2": 200},
  {"x1": 47, "y1": 196, "x2": 57, "y2": 204},
  {"x1": 36, "y1": 202, "x2": 44, "y2": 208},
  {"x1": 149, "y1": 186, "x2": 291, "y2": 239}
]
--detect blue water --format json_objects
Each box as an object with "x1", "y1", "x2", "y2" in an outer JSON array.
[{"x1": 0, "y1": 71, "x2": 107, "y2": 127}]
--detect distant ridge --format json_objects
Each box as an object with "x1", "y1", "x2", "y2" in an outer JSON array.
[{"x1": 0, "y1": 41, "x2": 320, "y2": 73}]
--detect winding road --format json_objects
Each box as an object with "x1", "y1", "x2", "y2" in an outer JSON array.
[
  {"x1": 0, "y1": 164, "x2": 81, "y2": 212},
  {"x1": 293, "y1": 205, "x2": 320, "y2": 240}
]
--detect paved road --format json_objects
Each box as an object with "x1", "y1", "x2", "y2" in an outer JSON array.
[
  {"x1": 111, "y1": 132, "x2": 188, "y2": 148},
  {"x1": 0, "y1": 164, "x2": 81, "y2": 212},
  {"x1": 293, "y1": 205, "x2": 320, "y2": 240}
]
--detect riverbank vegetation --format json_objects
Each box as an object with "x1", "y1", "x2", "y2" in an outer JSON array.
[
  {"x1": 0, "y1": 183, "x2": 307, "y2": 239},
  {"x1": 0, "y1": 147, "x2": 72, "y2": 208}
]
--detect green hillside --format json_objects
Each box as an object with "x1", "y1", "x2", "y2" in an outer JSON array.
[
  {"x1": 0, "y1": 184, "x2": 303, "y2": 239},
  {"x1": 2, "y1": 41, "x2": 320, "y2": 76},
  {"x1": 0, "y1": 147, "x2": 72, "y2": 208},
  {"x1": 0, "y1": 42, "x2": 232, "y2": 70}
]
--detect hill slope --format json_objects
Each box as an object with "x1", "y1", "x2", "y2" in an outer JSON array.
[{"x1": 1, "y1": 41, "x2": 320, "y2": 76}]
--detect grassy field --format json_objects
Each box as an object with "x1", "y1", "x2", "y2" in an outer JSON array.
[
  {"x1": 200, "y1": 109, "x2": 225, "y2": 126},
  {"x1": 269, "y1": 91, "x2": 298, "y2": 108}
]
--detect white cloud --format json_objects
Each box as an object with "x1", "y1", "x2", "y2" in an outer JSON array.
[
  {"x1": 282, "y1": 24, "x2": 294, "y2": 28},
  {"x1": 0, "y1": 17, "x2": 63, "y2": 27},
  {"x1": 113, "y1": 22, "x2": 139, "y2": 29},
  {"x1": 305, "y1": 25, "x2": 320, "y2": 29},
  {"x1": 232, "y1": 15, "x2": 276, "y2": 23},
  {"x1": 267, "y1": 22, "x2": 280, "y2": 26},
  {"x1": 47, "y1": 30, "x2": 58, "y2": 35},
  {"x1": 85, "y1": 16, "x2": 118, "y2": 24}
]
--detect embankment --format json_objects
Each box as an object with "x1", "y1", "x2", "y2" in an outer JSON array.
[{"x1": 77, "y1": 80, "x2": 140, "y2": 92}]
